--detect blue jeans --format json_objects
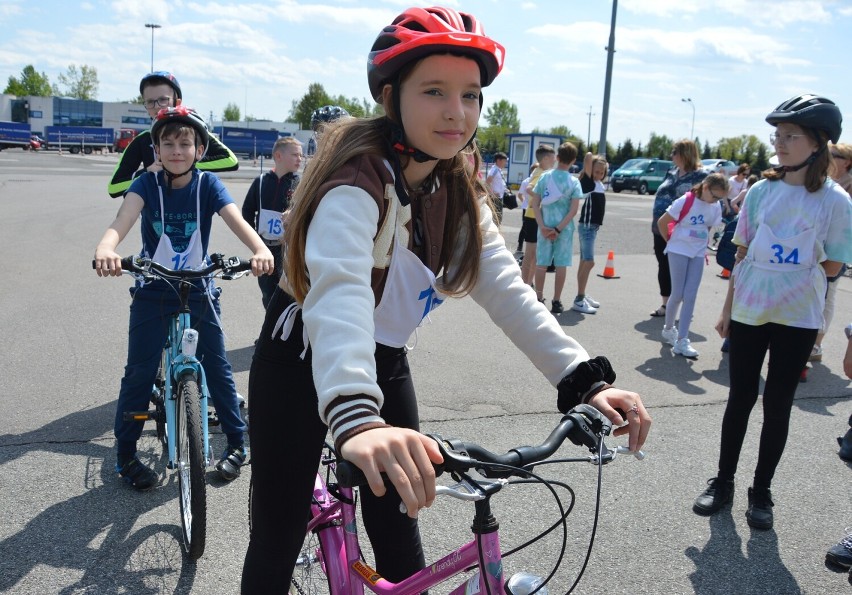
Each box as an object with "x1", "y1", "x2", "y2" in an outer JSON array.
[
  {"x1": 577, "y1": 223, "x2": 599, "y2": 261},
  {"x1": 114, "y1": 285, "x2": 246, "y2": 456}
]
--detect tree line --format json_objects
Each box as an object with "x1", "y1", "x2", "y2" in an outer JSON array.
[
  {"x1": 2, "y1": 68, "x2": 772, "y2": 168},
  {"x1": 5, "y1": 65, "x2": 100, "y2": 101}
]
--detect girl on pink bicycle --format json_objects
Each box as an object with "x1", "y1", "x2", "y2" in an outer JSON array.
[{"x1": 241, "y1": 6, "x2": 651, "y2": 592}]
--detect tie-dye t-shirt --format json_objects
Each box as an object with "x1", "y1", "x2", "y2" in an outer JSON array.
[{"x1": 731, "y1": 178, "x2": 852, "y2": 328}]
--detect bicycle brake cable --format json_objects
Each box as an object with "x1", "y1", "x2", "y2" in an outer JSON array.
[
  {"x1": 471, "y1": 461, "x2": 568, "y2": 595},
  {"x1": 563, "y1": 435, "x2": 605, "y2": 594}
]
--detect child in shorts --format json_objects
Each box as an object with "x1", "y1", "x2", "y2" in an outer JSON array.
[{"x1": 528, "y1": 142, "x2": 583, "y2": 314}]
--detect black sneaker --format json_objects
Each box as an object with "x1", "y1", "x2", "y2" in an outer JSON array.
[
  {"x1": 693, "y1": 477, "x2": 734, "y2": 515},
  {"x1": 838, "y1": 429, "x2": 852, "y2": 462},
  {"x1": 551, "y1": 299, "x2": 564, "y2": 314},
  {"x1": 826, "y1": 528, "x2": 852, "y2": 571},
  {"x1": 216, "y1": 445, "x2": 247, "y2": 481},
  {"x1": 116, "y1": 457, "x2": 158, "y2": 491},
  {"x1": 746, "y1": 486, "x2": 774, "y2": 530}
]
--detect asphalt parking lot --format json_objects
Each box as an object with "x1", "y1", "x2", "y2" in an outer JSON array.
[{"x1": 0, "y1": 150, "x2": 850, "y2": 594}]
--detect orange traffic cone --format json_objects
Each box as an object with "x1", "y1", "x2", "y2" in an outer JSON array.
[
  {"x1": 597, "y1": 250, "x2": 620, "y2": 279},
  {"x1": 718, "y1": 268, "x2": 731, "y2": 279}
]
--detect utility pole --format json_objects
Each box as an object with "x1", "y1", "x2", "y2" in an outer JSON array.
[
  {"x1": 598, "y1": 0, "x2": 618, "y2": 159},
  {"x1": 681, "y1": 98, "x2": 695, "y2": 139},
  {"x1": 144, "y1": 23, "x2": 161, "y2": 72},
  {"x1": 586, "y1": 105, "x2": 596, "y2": 152}
]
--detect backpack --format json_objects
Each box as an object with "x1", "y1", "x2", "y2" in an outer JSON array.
[{"x1": 715, "y1": 217, "x2": 739, "y2": 271}]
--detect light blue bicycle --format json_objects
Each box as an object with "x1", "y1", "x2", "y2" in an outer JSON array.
[{"x1": 117, "y1": 253, "x2": 251, "y2": 560}]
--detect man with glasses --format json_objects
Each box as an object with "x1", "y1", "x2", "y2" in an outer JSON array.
[{"x1": 108, "y1": 71, "x2": 238, "y2": 198}]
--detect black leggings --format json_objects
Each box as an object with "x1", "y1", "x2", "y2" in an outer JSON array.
[
  {"x1": 653, "y1": 232, "x2": 671, "y2": 298},
  {"x1": 716, "y1": 321, "x2": 817, "y2": 489},
  {"x1": 241, "y1": 290, "x2": 425, "y2": 593}
]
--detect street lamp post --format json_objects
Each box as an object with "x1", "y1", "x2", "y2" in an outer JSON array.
[
  {"x1": 681, "y1": 97, "x2": 695, "y2": 139},
  {"x1": 145, "y1": 23, "x2": 161, "y2": 72},
  {"x1": 598, "y1": 0, "x2": 618, "y2": 159},
  {"x1": 586, "y1": 105, "x2": 596, "y2": 151}
]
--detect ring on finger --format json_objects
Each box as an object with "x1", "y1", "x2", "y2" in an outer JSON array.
[{"x1": 629, "y1": 404, "x2": 640, "y2": 416}]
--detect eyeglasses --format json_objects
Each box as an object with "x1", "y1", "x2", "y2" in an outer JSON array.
[
  {"x1": 831, "y1": 152, "x2": 848, "y2": 160},
  {"x1": 143, "y1": 96, "x2": 173, "y2": 109},
  {"x1": 769, "y1": 132, "x2": 807, "y2": 145},
  {"x1": 710, "y1": 191, "x2": 727, "y2": 201}
]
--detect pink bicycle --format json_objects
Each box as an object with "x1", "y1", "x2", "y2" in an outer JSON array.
[{"x1": 290, "y1": 405, "x2": 644, "y2": 595}]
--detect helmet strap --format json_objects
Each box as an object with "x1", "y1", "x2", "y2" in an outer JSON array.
[
  {"x1": 161, "y1": 163, "x2": 195, "y2": 194},
  {"x1": 390, "y1": 81, "x2": 438, "y2": 164},
  {"x1": 777, "y1": 144, "x2": 825, "y2": 174}
]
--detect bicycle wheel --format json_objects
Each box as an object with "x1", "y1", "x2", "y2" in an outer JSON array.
[
  {"x1": 291, "y1": 530, "x2": 331, "y2": 595},
  {"x1": 175, "y1": 372, "x2": 207, "y2": 560}
]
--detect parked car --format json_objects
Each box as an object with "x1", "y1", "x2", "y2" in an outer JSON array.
[
  {"x1": 702, "y1": 159, "x2": 738, "y2": 177},
  {"x1": 30, "y1": 134, "x2": 45, "y2": 149},
  {"x1": 610, "y1": 158, "x2": 673, "y2": 194}
]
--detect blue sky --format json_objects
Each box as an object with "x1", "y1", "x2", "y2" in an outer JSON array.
[{"x1": 2, "y1": 0, "x2": 850, "y2": 149}]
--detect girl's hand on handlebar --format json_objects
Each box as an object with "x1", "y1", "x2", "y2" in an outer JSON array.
[
  {"x1": 250, "y1": 247, "x2": 275, "y2": 277},
  {"x1": 93, "y1": 248, "x2": 123, "y2": 277},
  {"x1": 586, "y1": 387, "x2": 651, "y2": 453},
  {"x1": 339, "y1": 427, "x2": 444, "y2": 519}
]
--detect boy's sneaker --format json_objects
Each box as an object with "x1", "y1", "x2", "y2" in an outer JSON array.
[
  {"x1": 551, "y1": 299, "x2": 564, "y2": 314},
  {"x1": 584, "y1": 295, "x2": 600, "y2": 308},
  {"x1": 216, "y1": 445, "x2": 247, "y2": 481},
  {"x1": 672, "y1": 337, "x2": 699, "y2": 358},
  {"x1": 661, "y1": 326, "x2": 678, "y2": 346},
  {"x1": 571, "y1": 298, "x2": 597, "y2": 314},
  {"x1": 826, "y1": 528, "x2": 852, "y2": 571},
  {"x1": 745, "y1": 486, "x2": 774, "y2": 530},
  {"x1": 116, "y1": 457, "x2": 158, "y2": 491},
  {"x1": 693, "y1": 477, "x2": 734, "y2": 515},
  {"x1": 838, "y1": 428, "x2": 852, "y2": 462}
]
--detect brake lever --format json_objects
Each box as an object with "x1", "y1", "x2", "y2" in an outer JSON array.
[{"x1": 591, "y1": 443, "x2": 646, "y2": 465}]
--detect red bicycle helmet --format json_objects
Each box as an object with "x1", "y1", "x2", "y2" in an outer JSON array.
[
  {"x1": 367, "y1": 6, "x2": 505, "y2": 101},
  {"x1": 150, "y1": 105, "x2": 209, "y2": 149},
  {"x1": 765, "y1": 94, "x2": 842, "y2": 144}
]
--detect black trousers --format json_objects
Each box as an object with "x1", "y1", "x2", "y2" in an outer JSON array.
[
  {"x1": 653, "y1": 232, "x2": 671, "y2": 298},
  {"x1": 241, "y1": 289, "x2": 425, "y2": 593},
  {"x1": 716, "y1": 321, "x2": 817, "y2": 488}
]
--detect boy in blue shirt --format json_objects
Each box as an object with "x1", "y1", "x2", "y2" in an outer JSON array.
[
  {"x1": 94, "y1": 107, "x2": 274, "y2": 490},
  {"x1": 527, "y1": 142, "x2": 583, "y2": 314}
]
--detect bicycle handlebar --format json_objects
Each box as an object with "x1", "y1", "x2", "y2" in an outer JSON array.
[
  {"x1": 92, "y1": 254, "x2": 253, "y2": 280},
  {"x1": 336, "y1": 405, "x2": 641, "y2": 488}
]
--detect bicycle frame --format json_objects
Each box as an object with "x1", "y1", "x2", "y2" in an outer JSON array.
[
  {"x1": 308, "y1": 467, "x2": 507, "y2": 595},
  {"x1": 161, "y1": 297, "x2": 211, "y2": 467}
]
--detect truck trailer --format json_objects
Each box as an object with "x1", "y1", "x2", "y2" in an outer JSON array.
[
  {"x1": 44, "y1": 125, "x2": 115, "y2": 154},
  {"x1": 213, "y1": 126, "x2": 285, "y2": 158},
  {"x1": 0, "y1": 121, "x2": 32, "y2": 151}
]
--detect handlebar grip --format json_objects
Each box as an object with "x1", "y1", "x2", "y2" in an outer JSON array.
[
  {"x1": 335, "y1": 460, "x2": 368, "y2": 488},
  {"x1": 92, "y1": 256, "x2": 140, "y2": 272}
]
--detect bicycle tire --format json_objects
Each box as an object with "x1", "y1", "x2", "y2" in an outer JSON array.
[
  {"x1": 176, "y1": 372, "x2": 207, "y2": 560},
  {"x1": 291, "y1": 530, "x2": 331, "y2": 595}
]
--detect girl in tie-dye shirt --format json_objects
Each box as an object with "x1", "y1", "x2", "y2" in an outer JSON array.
[{"x1": 693, "y1": 94, "x2": 852, "y2": 531}]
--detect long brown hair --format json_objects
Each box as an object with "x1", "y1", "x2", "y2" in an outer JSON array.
[
  {"x1": 762, "y1": 127, "x2": 830, "y2": 193},
  {"x1": 284, "y1": 98, "x2": 487, "y2": 303},
  {"x1": 671, "y1": 139, "x2": 700, "y2": 172}
]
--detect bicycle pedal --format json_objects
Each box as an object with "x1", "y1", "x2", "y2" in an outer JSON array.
[
  {"x1": 207, "y1": 410, "x2": 221, "y2": 426},
  {"x1": 123, "y1": 410, "x2": 155, "y2": 421}
]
